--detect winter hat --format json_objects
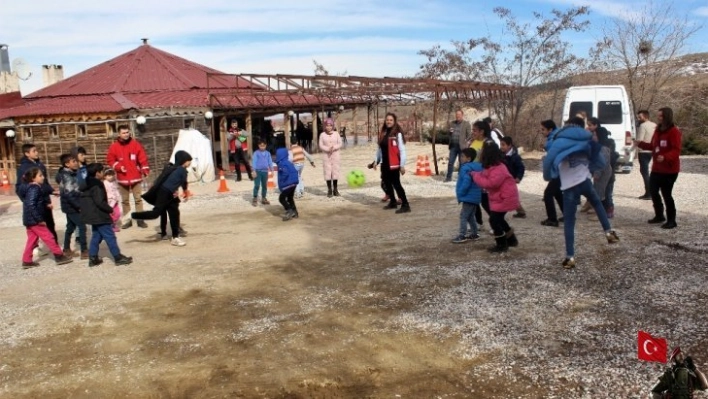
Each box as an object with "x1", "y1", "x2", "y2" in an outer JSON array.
[
  {"x1": 175, "y1": 150, "x2": 193, "y2": 166},
  {"x1": 324, "y1": 118, "x2": 334, "y2": 126}
]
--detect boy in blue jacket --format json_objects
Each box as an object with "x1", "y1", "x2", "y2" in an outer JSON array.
[
  {"x1": 251, "y1": 140, "x2": 274, "y2": 206},
  {"x1": 453, "y1": 148, "x2": 483, "y2": 243},
  {"x1": 500, "y1": 136, "x2": 527, "y2": 218},
  {"x1": 275, "y1": 148, "x2": 300, "y2": 221}
]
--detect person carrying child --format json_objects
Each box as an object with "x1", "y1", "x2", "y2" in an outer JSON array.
[
  {"x1": 80, "y1": 163, "x2": 133, "y2": 267},
  {"x1": 471, "y1": 141, "x2": 520, "y2": 253},
  {"x1": 19, "y1": 167, "x2": 74, "y2": 269},
  {"x1": 500, "y1": 136, "x2": 527, "y2": 219},
  {"x1": 132, "y1": 151, "x2": 192, "y2": 246},
  {"x1": 55, "y1": 153, "x2": 88, "y2": 259},
  {"x1": 251, "y1": 140, "x2": 274, "y2": 206},
  {"x1": 275, "y1": 148, "x2": 300, "y2": 221},
  {"x1": 452, "y1": 148, "x2": 483, "y2": 243},
  {"x1": 102, "y1": 168, "x2": 122, "y2": 232}
]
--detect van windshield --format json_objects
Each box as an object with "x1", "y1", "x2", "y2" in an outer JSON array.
[{"x1": 599, "y1": 101, "x2": 623, "y2": 124}]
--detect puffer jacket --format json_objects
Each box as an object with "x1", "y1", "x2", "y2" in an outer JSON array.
[
  {"x1": 275, "y1": 148, "x2": 299, "y2": 190},
  {"x1": 15, "y1": 157, "x2": 54, "y2": 201},
  {"x1": 22, "y1": 183, "x2": 48, "y2": 227},
  {"x1": 456, "y1": 161, "x2": 483, "y2": 204},
  {"x1": 543, "y1": 125, "x2": 592, "y2": 181},
  {"x1": 472, "y1": 163, "x2": 520, "y2": 212},
  {"x1": 55, "y1": 167, "x2": 82, "y2": 214},
  {"x1": 80, "y1": 176, "x2": 113, "y2": 225}
]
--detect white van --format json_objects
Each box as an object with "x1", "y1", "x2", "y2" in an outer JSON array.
[{"x1": 562, "y1": 85, "x2": 636, "y2": 173}]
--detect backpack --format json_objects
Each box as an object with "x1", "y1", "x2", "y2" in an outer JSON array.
[
  {"x1": 588, "y1": 140, "x2": 607, "y2": 174},
  {"x1": 663, "y1": 366, "x2": 694, "y2": 399}
]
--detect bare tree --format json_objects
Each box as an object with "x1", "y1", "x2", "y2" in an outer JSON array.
[
  {"x1": 591, "y1": 1, "x2": 702, "y2": 112},
  {"x1": 418, "y1": 6, "x2": 590, "y2": 135}
]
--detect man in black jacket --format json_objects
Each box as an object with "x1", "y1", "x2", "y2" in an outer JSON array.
[{"x1": 80, "y1": 163, "x2": 132, "y2": 267}]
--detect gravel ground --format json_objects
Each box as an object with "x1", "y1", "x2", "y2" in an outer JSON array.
[{"x1": 0, "y1": 143, "x2": 707, "y2": 398}]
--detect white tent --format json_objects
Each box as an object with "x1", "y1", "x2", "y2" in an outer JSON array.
[{"x1": 169, "y1": 128, "x2": 216, "y2": 183}]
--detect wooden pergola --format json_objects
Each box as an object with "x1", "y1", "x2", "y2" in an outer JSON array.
[{"x1": 206, "y1": 73, "x2": 516, "y2": 174}]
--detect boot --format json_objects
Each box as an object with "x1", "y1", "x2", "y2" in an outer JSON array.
[
  {"x1": 88, "y1": 256, "x2": 103, "y2": 267},
  {"x1": 326, "y1": 180, "x2": 333, "y2": 198},
  {"x1": 291, "y1": 207, "x2": 299, "y2": 218},
  {"x1": 505, "y1": 229, "x2": 518, "y2": 247},
  {"x1": 137, "y1": 220, "x2": 148, "y2": 228},
  {"x1": 114, "y1": 254, "x2": 133, "y2": 266},
  {"x1": 54, "y1": 254, "x2": 74, "y2": 265},
  {"x1": 63, "y1": 249, "x2": 76, "y2": 258},
  {"x1": 487, "y1": 235, "x2": 509, "y2": 253},
  {"x1": 282, "y1": 209, "x2": 295, "y2": 221},
  {"x1": 332, "y1": 180, "x2": 340, "y2": 196},
  {"x1": 121, "y1": 219, "x2": 133, "y2": 229},
  {"x1": 383, "y1": 201, "x2": 397, "y2": 210},
  {"x1": 395, "y1": 203, "x2": 411, "y2": 214}
]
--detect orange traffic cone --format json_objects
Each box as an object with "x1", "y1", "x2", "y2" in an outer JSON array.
[
  {"x1": 267, "y1": 169, "x2": 276, "y2": 189},
  {"x1": 422, "y1": 156, "x2": 432, "y2": 177},
  {"x1": 414, "y1": 155, "x2": 425, "y2": 176},
  {"x1": 217, "y1": 170, "x2": 230, "y2": 193},
  {"x1": 1, "y1": 170, "x2": 9, "y2": 187}
]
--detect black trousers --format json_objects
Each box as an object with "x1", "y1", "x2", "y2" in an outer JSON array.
[
  {"x1": 279, "y1": 186, "x2": 296, "y2": 211},
  {"x1": 230, "y1": 149, "x2": 252, "y2": 180},
  {"x1": 475, "y1": 192, "x2": 490, "y2": 225},
  {"x1": 649, "y1": 172, "x2": 678, "y2": 223},
  {"x1": 489, "y1": 211, "x2": 511, "y2": 237},
  {"x1": 382, "y1": 166, "x2": 408, "y2": 205},
  {"x1": 543, "y1": 178, "x2": 564, "y2": 221},
  {"x1": 132, "y1": 189, "x2": 181, "y2": 238}
]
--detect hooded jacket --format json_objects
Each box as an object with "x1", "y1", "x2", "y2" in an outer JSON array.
[
  {"x1": 542, "y1": 125, "x2": 592, "y2": 181},
  {"x1": 472, "y1": 163, "x2": 520, "y2": 212},
  {"x1": 15, "y1": 156, "x2": 54, "y2": 201},
  {"x1": 503, "y1": 146, "x2": 525, "y2": 181},
  {"x1": 55, "y1": 166, "x2": 82, "y2": 214},
  {"x1": 275, "y1": 148, "x2": 299, "y2": 190},
  {"x1": 80, "y1": 176, "x2": 113, "y2": 225},
  {"x1": 106, "y1": 136, "x2": 150, "y2": 186},
  {"x1": 456, "y1": 161, "x2": 483, "y2": 204},
  {"x1": 22, "y1": 183, "x2": 48, "y2": 227}
]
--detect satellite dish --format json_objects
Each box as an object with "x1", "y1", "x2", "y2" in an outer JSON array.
[{"x1": 12, "y1": 58, "x2": 32, "y2": 80}]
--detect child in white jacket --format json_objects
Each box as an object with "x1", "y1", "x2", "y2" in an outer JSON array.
[{"x1": 103, "y1": 168, "x2": 121, "y2": 232}]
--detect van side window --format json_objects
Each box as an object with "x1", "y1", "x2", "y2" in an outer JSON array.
[
  {"x1": 570, "y1": 102, "x2": 593, "y2": 119},
  {"x1": 598, "y1": 101, "x2": 623, "y2": 124}
]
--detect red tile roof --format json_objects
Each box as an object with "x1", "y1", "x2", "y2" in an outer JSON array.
[{"x1": 0, "y1": 92, "x2": 24, "y2": 109}]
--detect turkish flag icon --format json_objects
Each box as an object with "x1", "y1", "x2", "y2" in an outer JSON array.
[{"x1": 638, "y1": 331, "x2": 667, "y2": 363}]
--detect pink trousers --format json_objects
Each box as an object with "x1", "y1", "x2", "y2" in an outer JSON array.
[{"x1": 23, "y1": 225, "x2": 62, "y2": 263}]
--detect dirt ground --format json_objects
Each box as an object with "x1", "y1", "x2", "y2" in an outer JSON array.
[{"x1": 1, "y1": 142, "x2": 707, "y2": 399}]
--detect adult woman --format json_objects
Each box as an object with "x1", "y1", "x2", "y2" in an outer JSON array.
[
  {"x1": 635, "y1": 107, "x2": 681, "y2": 229},
  {"x1": 318, "y1": 118, "x2": 343, "y2": 197},
  {"x1": 539, "y1": 119, "x2": 563, "y2": 226},
  {"x1": 471, "y1": 120, "x2": 495, "y2": 227},
  {"x1": 373, "y1": 113, "x2": 410, "y2": 213}
]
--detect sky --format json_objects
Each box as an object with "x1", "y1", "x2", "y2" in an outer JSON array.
[{"x1": 1, "y1": 0, "x2": 707, "y2": 95}]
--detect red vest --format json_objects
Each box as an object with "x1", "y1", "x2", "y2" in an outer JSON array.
[{"x1": 388, "y1": 136, "x2": 401, "y2": 170}]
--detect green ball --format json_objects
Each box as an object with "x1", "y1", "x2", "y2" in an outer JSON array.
[{"x1": 346, "y1": 169, "x2": 366, "y2": 188}]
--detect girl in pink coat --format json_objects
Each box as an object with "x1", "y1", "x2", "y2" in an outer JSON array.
[
  {"x1": 471, "y1": 141, "x2": 520, "y2": 253},
  {"x1": 318, "y1": 118, "x2": 343, "y2": 197}
]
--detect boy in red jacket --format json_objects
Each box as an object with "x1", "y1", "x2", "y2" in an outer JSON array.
[
  {"x1": 106, "y1": 125, "x2": 150, "y2": 229},
  {"x1": 635, "y1": 107, "x2": 682, "y2": 229}
]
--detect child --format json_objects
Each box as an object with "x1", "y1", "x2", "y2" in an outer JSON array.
[
  {"x1": 71, "y1": 146, "x2": 88, "y2": 188},
  {"x1": 132, "y1": 151, "x2": 192, "y2": 246},
  {"x1": 500, "y1": 136, "x2": 527, "y2": 218},
  {"x1": 289, "y1": 143, "x2": 315, "y2": 198},
  {"x1": 80, "y1": 163, "x2": 133, "y2": 266},
  {"x1": 103, "y1": 168, "x2": 122, "y2": 232},
  {"x1": 20, "y1": 167, "x2": 73, "y2": 269},
  {"x1": 471, "y1": 141, "x2": 520, "y2": 253},
  {"x1": 16, "y1": 143, "x2": 58, "y2": 248},
  {"x1": 276, "y1": 148, "x2": 300, "y2": 221},
  {"x1": 251, "y1": 140, "x2": 274, "y2": 206},
  {"x1": 55, "y1": 153, "x2": 88, "y2": 259},
  {"x1": 453, "y1": 148, "x2": 483, "y2": 243}
]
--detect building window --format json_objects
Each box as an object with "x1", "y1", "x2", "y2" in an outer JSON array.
[
  {"x1": 50, "y1": 126, "x2": 59, "y2": 139},
  {"x1": 184, "y1": 118, "x2": 194, "y2": 129},
  {"x1": 23, "y1": 127, "x2": 32, "y2": 140},
  {"x1": 77, "y1": 124, "x2": 87, "y2": 138},
  {"x1": 106, "y1": 122, "x2": 118, "y2": 138}
]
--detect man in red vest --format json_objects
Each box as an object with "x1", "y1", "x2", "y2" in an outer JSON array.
[{"x1": 106, "y1": 125, "x2": 150, "y2": 229}]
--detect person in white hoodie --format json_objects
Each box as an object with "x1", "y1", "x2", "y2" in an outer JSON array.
[{"x1": 636, "y1": 110, "x2": 657, "y2": 200}]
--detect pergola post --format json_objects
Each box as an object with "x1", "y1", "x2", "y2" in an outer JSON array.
[
  {"x1": 366, "y1": 104, "x2": 371, "y2": 142},
  {"x1": 431, "y1": 90, "x2": 439, "y2": 176},
  {"x1": 219, "y1": 116, "x2": 229, "y2": 171},
  {"x1": 245, "y1": 111, "x2": 252, "y2": 155},
  {"x1": 311, "y1": 110, "x2": 318, "y2": 153},
  {"x1": 352, "y1": 106, "x2": 358, "y2": 146},
  {"x1": 284, "y1": 111, "x2": 292, "y2": 148}
]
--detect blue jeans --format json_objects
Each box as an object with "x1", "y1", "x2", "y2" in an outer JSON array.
[
  {"x1": 252, "y1": 170, "x2": 269, "y2": 198},
  {"x1": 459, "y1": 202, "x2": 478, "y2": 237},
  {"x1": 89, "y1": 224, "x2": 121, "y2": 258},
  {"x1": 562, "y1": 178, "x2": 611, "y2": 258},
  {"x1": 294, "y1": 163, "x2": 305, "y2": 196},
  {"x1": 64, "y1": 212, "x2": 87, "y2": 251},
  {"x1": 446, "y1": 146, "x2": 461, "y2": 180}
]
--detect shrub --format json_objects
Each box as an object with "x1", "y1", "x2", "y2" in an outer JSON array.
[
  {"x1": 682, "y1": 134, "x2": 708, "y2": 155},
  {"x1": 423, "y1": 127, "x2": 451, "y2": 145}
]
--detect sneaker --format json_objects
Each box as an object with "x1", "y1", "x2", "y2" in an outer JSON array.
[
  {"x1": 661, "y1": 221, "x2": 677, "y2": 229},
  {"x1": 121, "y1": 219, "x2": 133, "y2": 229},
  {"x1": 638, "y1": 194, "x2": 651, "y2": 200},
  {"x1": 63, "y1": 249, "x2": 76, "y2": 258},
  {"x1": 261, "y1": 198, "x2": 270, "y2": 205},
  {"x1": 54, "y1": 254, "x2": 74, "y2": 265},
  {"x1": 137, "y1": 220, "x2": 148, "y2": 228},
  {"x1": 22, "y1": 261, "x2": 40, "y2": 269},
  {"x1": 648, "y1": 216, "x2": 666, "y2": 224},
  {"x1": 171, "y1": 237, "x2": 186, "y2": 247},
  {"x1": 88, "y1": 256, "x2": 103, "y2": 267},
  {"x1": 383, "y1": 203, "x2": 397, "y2": 210},
  {"x1": 252, "y1": 197, "x2": 258, "y2": 207},
  {"x1": 465, "y1": 233, "x2": 480, "y2": 241},
  {"x1": 452, "y1": 235, "x2": 469, "y2": 244},
  {"x1": 540, "y1": 219, "x2": 559, "y2": 227},
  {"x1": 562, "y1": 257, "x2": 576, "y2": 269},
  {"x1": 114, "y1": 254, "x2": 133, "y2": 266},
  {"x1": 157, "y1": 233, "x2": 168, "y2": 241},
  {"x1": 80, "y1": 250, "x2": 89, "y2": 260},
  {"x1": 606, "y1": 230, "x2": 620, "y2": 244},
  {"x1": 395, "y1": 205, "x2": 411, "y2": 214},
  {"x1": 512, "y1": 213, "x2": 526, "y2": 219}
]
